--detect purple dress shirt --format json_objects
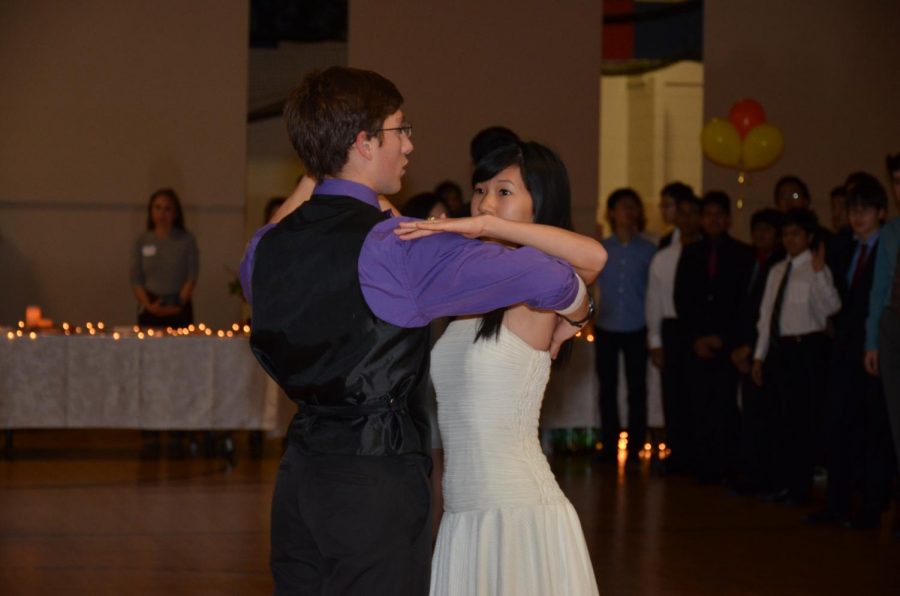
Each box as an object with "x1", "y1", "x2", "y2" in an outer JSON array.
[{"x1": 239, "y1": 178, "x2": 579, "y2": 327}]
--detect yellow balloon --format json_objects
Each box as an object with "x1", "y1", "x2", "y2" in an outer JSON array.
[
  {"x1": 701, "y1": 118, "x2": 742, "y2": 168},
  {"x1": 742, "y1": 123, "x2": 784, "y2": 171}
]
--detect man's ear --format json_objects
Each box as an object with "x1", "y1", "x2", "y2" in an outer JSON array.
[{"x1": 351, "y1": 131, "x2": 373, "y2": 160}]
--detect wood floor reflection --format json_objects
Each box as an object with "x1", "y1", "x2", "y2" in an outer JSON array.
[{"x1": 1, "y1": 430, "x2": 899, "y2": 595}]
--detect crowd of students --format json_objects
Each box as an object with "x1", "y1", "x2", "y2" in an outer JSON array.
[{"x1": 594, "y1": 155, "x2": 900, "y2": 536}]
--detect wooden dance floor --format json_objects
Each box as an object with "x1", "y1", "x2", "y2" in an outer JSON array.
[{"x1": 1, "y1": 430, "x2": 899, "y2": 595}]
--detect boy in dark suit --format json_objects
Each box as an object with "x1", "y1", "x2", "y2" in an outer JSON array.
[
  {"x1": 731, "y1": 209, "x2": 785, "y2": 494},
  {"x1": 674, "y1": 191, "x2": 755, "y2": 483},
  {"x1": 752, "y1": 209, "x2": 842, "y2": 505},
  {"x1": 809, "y1": 172, "x2": 894, "y2": 528}
]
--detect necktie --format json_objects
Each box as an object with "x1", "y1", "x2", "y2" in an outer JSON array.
[
  {"x1": 707, "y1": 243, "x2": 719, "y2": 279},
  {"x1": 770, "y1": 261, "x2": 793, "y2": 339},
  {"x1": 850, "y1": 243, "x2": 868, "y2": 289}
]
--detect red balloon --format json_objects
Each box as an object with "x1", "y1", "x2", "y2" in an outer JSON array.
[{"x1": 728, "y1": 99, "x2": 766, "y2": 138}]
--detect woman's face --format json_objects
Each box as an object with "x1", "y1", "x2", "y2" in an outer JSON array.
[
  {"x1": 471, "y1": 165, "x2": 534, "y2": 224},
  {"x1": 151, "y1": 195, "x2": 176, "y2": 229}
]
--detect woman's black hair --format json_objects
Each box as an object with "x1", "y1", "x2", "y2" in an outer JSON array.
[
  {"x1": 469, "y1": 126, "x2": 520, "y2": 164},
  {"x1": 471, "y1": 142, "x2": 576, "y2": 364},
  {"x1": 146, "y1": 188, "x2": 186, "y2": 231}
]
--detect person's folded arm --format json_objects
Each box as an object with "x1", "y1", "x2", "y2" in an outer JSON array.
[{"x1": 360, "y1": 218, "x2": 583, "y2": 328}]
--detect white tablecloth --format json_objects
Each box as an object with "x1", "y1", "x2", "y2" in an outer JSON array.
[{"x1": 0, "y1": 334, "x2": 280, "y2": 430}]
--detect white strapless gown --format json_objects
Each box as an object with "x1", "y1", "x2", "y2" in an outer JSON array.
[{"x1": 430, "y1": 319, "x2": 599, "y2": 596}]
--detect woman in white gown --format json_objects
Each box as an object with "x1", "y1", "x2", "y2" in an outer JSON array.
[{"x1": 397, "y1": 142, "x2": 606, "y2": 596}]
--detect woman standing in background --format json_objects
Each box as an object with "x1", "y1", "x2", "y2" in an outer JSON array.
[{"x1": 130, "y1": 188, "x2": 198, "y2": 328}]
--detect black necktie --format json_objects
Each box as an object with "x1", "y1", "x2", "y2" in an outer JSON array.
[{"x1": 770, "y1": 261, "x2": 792, "y2": 339}]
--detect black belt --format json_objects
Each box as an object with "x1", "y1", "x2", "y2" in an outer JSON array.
[{"x1": 772, "y1": 331, "x2": 826, "y2": 345}]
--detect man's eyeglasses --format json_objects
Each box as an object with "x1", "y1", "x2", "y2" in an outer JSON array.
[{"x1": 377, "y1": 123, "x2": 413, "y2": 139}]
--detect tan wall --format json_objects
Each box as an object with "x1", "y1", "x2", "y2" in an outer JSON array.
[
  {"x1": 0, "y1": 1, "x2": 248, "y2": 327},
  {"x1": 348, "y1": 0, "x2": 604, "y2": 236},
  {"x1": 246, "y1": 42, "x2": 348, "y2": 233},
  {"x1": 704, "y1": 0, "x2": 900, "y2": 238}
]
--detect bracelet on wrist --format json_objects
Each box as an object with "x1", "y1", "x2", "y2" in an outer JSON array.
[{"x1": 561, "y1": 295, "x2": 595, "y2": 328}]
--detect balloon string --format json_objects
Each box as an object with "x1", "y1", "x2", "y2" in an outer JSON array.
[{"x1": 736, "y1": 170, "x2": 746, "y2": 210}]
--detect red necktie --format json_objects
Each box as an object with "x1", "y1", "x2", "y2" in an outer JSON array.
[
  {"x1": 707, "y1": 244, "x2": 719, "y2": 279},
  {"x1": 851, "y1": 243, "x2": 868, "y2": 288}
]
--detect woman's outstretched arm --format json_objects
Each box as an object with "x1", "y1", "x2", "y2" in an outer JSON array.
[{"x1": 395, "y1": 214, "x2": 607, "y2": 283}]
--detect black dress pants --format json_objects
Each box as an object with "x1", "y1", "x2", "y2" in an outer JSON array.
[
  {"x1": 737, "y1": 372, "x2": 778, "y2": 492},
  {"x1": 595, "y1": 328, "x2": 648, "y2": 457},
  {"x1": 765, "y1": 333, "x2": 829, "y2": 502},
  {"x1": 824, "y1": 357, "x2": 896, "y2": 519},
  {"x1": 271, "y1": 445, "x2": 432, "y2": 595},
  {"x1": 687, "y1": 350, "x2": 740, "y2": 482},
  {"x1": 660, "y1": 319, "x2": 695, "y2": 472}
]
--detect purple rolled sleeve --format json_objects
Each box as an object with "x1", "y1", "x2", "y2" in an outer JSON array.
[
  {"x1": 359, "y1": 217, "x2": 580, "y2": 328},
  {"x1": 239, "y1": 223, "x2": 276, "y2": 305}
]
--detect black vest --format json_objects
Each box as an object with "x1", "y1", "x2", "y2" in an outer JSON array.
[{"x1": 250, "y1": 195, "x2": 430, "y2": 456}]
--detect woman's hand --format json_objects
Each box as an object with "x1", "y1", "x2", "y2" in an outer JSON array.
[
  {"x1": 394, "y1": 215, "x2": 490, "y2": 240},
  {"x1": 145, "y1": 300, "x2": 182, "y2": 317}
]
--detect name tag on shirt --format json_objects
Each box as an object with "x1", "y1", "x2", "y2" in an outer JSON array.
[{"x1": 142, "y1": 245, "x2": 157, "y2": 257}]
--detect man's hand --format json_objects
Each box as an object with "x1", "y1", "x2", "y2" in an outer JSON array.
[
  {"x1": 864, "y1": 349, "x2": 880, "y2": 377},
  {"x1": 549, "y1": 316, "x2": 583, "y2": 359},
  {"x1": 693, "y1": 335, "x2": 723, "y2": 359},
  {"x1": 811, "y1": 241, "x2": 826, "y2": 272},
  {"x1": 650, "y1": 347, "x2": 664, "y2": 369},
  {"x1": 730, "y1": 345, "x2": 752, "y2": 374},
  {"x1": 751, "y1": 359, "x2": 764, "y2": 387}
]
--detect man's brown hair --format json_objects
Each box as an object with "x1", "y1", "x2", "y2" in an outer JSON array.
[{"x1": 284, "y1": 67, "x2": 404, "y2": 180}]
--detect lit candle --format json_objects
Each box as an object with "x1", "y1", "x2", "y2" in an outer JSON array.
[{"x1": 25, "y1": 306, "x2": 41, "y2": 328}]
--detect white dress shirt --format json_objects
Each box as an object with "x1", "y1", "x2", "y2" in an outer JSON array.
[
  {"x1": 754, "y1": 250, "x2": 841, "y2": 360},
  {"x1": 645, "y1": 240, "x2": 682, "y2": 349}
]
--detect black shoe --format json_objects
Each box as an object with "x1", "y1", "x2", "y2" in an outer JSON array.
[
  {"x1": 784, "y1": 494, "x2": 811, "y2": 507},
  {"x1": 728, "y1": 480, "x2": 759, "y2": 497},
  {"x1": 760, "y1": 488, "x2": 790, "y2": 503},
  {"x1": 804, "y1": 510, "x2": 848, "y2": 525},
  {"x1": 847, "y1": 513, "x2": 881, "y2": 531}
]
